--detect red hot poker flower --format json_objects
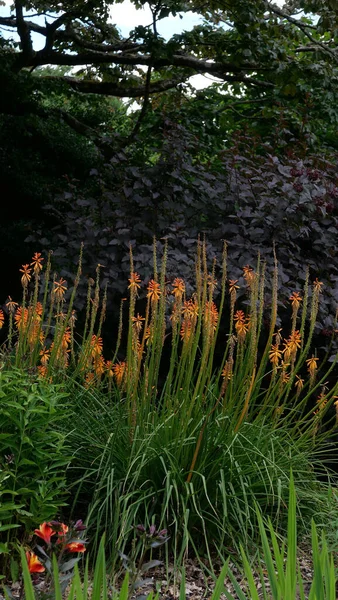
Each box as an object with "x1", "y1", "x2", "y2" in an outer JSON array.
[
  {"x1": 34, "y1": 522, "x2": 56, "y2": 545},
  {"x1": 66, "y1": 542, "x2": 86, "y2": 553},
  {"x1": 26, "y1": 551, "x2": 45, "y2": 573}
]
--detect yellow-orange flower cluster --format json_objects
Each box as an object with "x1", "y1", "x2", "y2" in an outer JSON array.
[
  {"x1": 172, "y1": 278, "x2": 185, "y2": 300},
  {"x1": 243, "y1": 265, "x2": 255, "y2": 287},
  {"x1": 313, "y1": 278, "x2": 323, "y2": 293},
  {"x1": 289, "y1": 292, "x2": 302, "y2": 310},
  {"x1": 182, "y1": 299, "x2": 199, "y2": 319},
  {"x1": 204, "y1": 301, "x2": 218, "y2": 334},
  {"x1": 283, "y1": 330, "x2": 301, "y2": 361},
  {"x1": 128, "y1": 272, "x2": 141, "y2": 292},
  {"x1": 269, "y1": 344, "x2": 282, "y2": 367},
  {"x1": 180, "y1": 298, "x2": 199, "y2": 343},
  {"x1": 53, "y1": 278, "x2": 67, "y2": 301},
  {"x1": 112, "y1": 361, "x2": 127, "y2": 386},
  {"x1": 31, "y1": 252, "x2": 44, "y2": 275},
  {"x1": 147, "y1": 279, "x2": 161, "y2": 302},
  {"x1": 229, "y1": 279, "x2": 239, "y2": 297},
  {"x1": 20, "y1": 264, "x2": 32, "y2": 288},
  {"x1": 306, "y1": 355, "x2": 318, "y2": 387},
  {"x1": 132, "y1": 313, "x2": 145, "y2": 334},
  {"x1": 234, "y1": 310, "x2": 250, "y2": 341}
]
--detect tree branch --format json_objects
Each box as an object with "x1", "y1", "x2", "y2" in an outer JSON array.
[
  {"x1": 14, "y1": 1, "x2": 33, "y2": 57},
  {"x1": 39, "y1": 74, "x2": 189, "y2": 97},
  {"x1": 126, "y1": 64, "x2": 152, "y2": 144},
  {"x1": 267, "y1": 2, "x2": 338, "y2": 63}
]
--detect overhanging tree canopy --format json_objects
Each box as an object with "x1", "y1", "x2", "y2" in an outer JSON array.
[{"x1": 1, "y1": 0, "x2": 338, "y2": 143}]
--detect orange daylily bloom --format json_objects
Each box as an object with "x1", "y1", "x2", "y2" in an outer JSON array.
[
  {"x1": 66, "y1": 542, "x2": 86, "y2": 553},
  {"x1": 55, "y1": 522, "x2": 69, "y2": 543},
  {"x1": 34, "y1": 522, "x2": 56, "y2": 545},
  {"x1": 58, "y1": 523, "x2": 69, "y2": 537},
  {"x1": 26, "y1": 551, "x2": 45, "y2": 573}
]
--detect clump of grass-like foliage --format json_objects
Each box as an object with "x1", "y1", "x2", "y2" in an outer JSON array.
[{"x1": 1, "y1": 241, "x2": 338, "y2": 565}]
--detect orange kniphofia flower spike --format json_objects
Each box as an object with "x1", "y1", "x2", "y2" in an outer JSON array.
[
  {"x1": 131, "y1": 314, "x2": 145, "y2": 334},
  {"x1": 182, "y1": 299, "x2": 199, "y2": 319},
  {"x1": 31, "y1": 253, "x2": 44, "y2": 275},
  {"x1": 6, "y1": 297, "x2": 18, "y2": 314},
  {"x1": 53, "y1": 278, "x2": 67, "y2": 300},
  {"x1": 14, "y1": 307, "x2": 29, "y2": 330},
  {"x1": 243, "y1": 265, "x2": 255, "y2": 286},
  {"x1": 204, "y1": 301, "x2": 218, "y2": 331},
  {"x1": 289, "y1": 292, "x2": 302, "y2": 310},
  {"x1": 269, "y1": 344, "x2": 282, "y2": 366},
  {"x1": 40, "y1": 348, "x2": 51, "y2": 366},
  {"x1": 128, "y1": 272, "x2": 141, "y2": 291},
  {"x1": 295, "y1": 375, "x2": 304, "y2": 394},
  {"x1": 94, "y1": 355, "x2": 106, "y2": 376},
  {"x1": 113, "y1": 361, "x2": 127, "y2": 386},
  {"x1": 313, "y1": 278, "x2": 323, "y2": 293},
  {"x1": 207, "y1": 275, "x2": 217, "y2": 293},
  {"x1": 284, "y1": 330, "x2": 301, "y2": 356},
  {"x1": 180, "y1": 319, "x2": 193, "y2": 342},
  {"x1": 26, "y1": 551, "x2": 45, "y2": 573},
  {"x1": 66, "y1": 542, "x2": 86, "y2": 553},
  {"x1": 228, "y1": 279, "x2": 240, "y2": 295},
  {"x1": 37, "y1": 365, "x2": 48, "y2": 378},
  {"x1": 172, "y1": 278, "x2": 185, "y2": 299},
  {"x1": 147, "y1": 280, "x2": 161, "y2": 302},
  {"x1": 85, "y1": 372, "x2": 95, "y2": 388},
  {"x1": 35, "y1": 302, "x2": 43, "y2": 317},
  {"x1": 34, "y1": 522, "x2": 56, "y2": 545},
  {"x1": 105, "y1": 360, "x2": 114, "y2": 378},
  {"x1": 306, "y1": 355, "x2": 319, "y2": 376},
  {"x1": 20, "y1": 264, "x2": 32, "y2": 288},
  {"x1": 0, "y1": 309, "x2": 4, "y2": 329},
  {"x1": 90, "y1": 335, "x2": 103, "y2": 357}
]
